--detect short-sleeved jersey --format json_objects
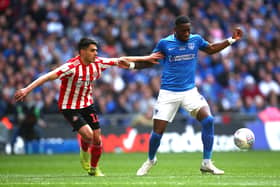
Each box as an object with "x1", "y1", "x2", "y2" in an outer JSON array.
[
  {"x1": 153, "y1": 34, "x2": 209, "y2": 91},
  {"x1": 56, "y1": 56, "x2": 118, "y2": 110}
]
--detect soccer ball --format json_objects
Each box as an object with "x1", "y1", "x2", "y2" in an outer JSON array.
[{"x1": 234, "y1": 128, "x2": 255, "y2": 150}]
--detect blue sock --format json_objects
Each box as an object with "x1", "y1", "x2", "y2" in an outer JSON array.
[
  {"x1": 201, "y1": 116, "x2": 214, "y2": 159},
  {"x1": 148, "y1": 131, "x2": 162, "y2": 160}
]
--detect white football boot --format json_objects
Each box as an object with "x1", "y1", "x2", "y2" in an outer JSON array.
[
  {"x1": 200, "y1": 160, "x2": 224, "y2": 175},
  {"x1": 136, "y1": 157, "x2": 157, "y2": 176}
]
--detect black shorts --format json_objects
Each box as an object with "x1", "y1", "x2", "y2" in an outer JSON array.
[{"x1": 61, "y1": 105, "x2": 100, "y2": 132}]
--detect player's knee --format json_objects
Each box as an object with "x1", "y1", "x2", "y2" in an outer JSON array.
[
  {"x1": 92, "y1": 137, "x2": 102, "y2": 146},
  {"x1": 207, "y1": 116, "x2": 214, "y2": 124},
  {"x1": 201, "y1": 116, "x2": 214, "y2": 128},
  {"x1": 82, "y1": 131, "x2": 94, "y2": 142},
  {"x1": 153, "y1": 119, "x2": 167, "y2": 134},
  {"x1": 79, "y1": 125, "x2": 94, "y2": 141}
]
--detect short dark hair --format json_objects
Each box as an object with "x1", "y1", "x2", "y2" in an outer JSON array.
[
  {"x1": 77, "y1": 37, "x2": 98, "y2": 51},
  {"x1": 175, "y1": 16, "x2": 191, "y2": 26}
]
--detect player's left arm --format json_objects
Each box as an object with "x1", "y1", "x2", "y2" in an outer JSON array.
[{"x1": 202, "y1": 27, "x2": 243, "y2": 55}]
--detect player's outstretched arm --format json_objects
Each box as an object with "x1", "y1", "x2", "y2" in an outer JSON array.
[
  {"x1": 120, "y1": 52, "x2": 163, "y2": 64},
  {"x1": 14, "y1": 70, "x2": 59, "y2": 102},
  {"x1": 203, "y1": 27, "x2": 243, "y2": 55},
  {"x1": 117, "y1": 60, "x2": 155, "y2": 70},
  {"x1": 119, "y1": 52, "x2": 163, "y2": 70}
]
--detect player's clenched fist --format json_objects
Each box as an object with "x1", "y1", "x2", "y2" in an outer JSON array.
[{"x1": 232, "y1": 27, "x2": 243, "y2": 40}]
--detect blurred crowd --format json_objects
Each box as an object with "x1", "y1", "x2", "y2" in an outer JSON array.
[{"x1": 1, "y1": 0, "x2": 280, "y2": 122}]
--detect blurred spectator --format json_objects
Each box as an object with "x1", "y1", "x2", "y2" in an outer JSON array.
[
  {"x1": 41, "y1": 90, "x2": 59, "y2": 114},
  {"x1": 201, "y1": 74, "x2": 222, "y2": 105},
  {"x1": 241, "y1": 96, "x2": 258, "y2": 114},
  {"x1": 11, "y1": 93, "x2": 46, "y2": 154},
  {"x1": 131, "y1": 106, "x2": 153, "y2": 127},
  {"x1": 259, "y1": 71, "x2": 280, "y2": 97},
  {"x1": 242, "y1": 75, "x2": 264, "y2": 100},
  {"x1": 0, "y1": 0, "x2": 10, "y2": 11}
]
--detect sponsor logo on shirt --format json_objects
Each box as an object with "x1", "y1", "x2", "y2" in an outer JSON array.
[
  {"x1": 169, "y1": 54, "x2": 195, "y2": 62},
  {"x1": 168, "y1": 47, "x2": 176, "y2": 51},
  {"x1": 179, "y1": 46, "x2": 186, "y2": 51}
]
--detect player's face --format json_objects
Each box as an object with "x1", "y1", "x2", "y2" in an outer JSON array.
[
  {"x1": 174, "y1": 23, "x2": 191, "y2": 42},
  {"x1": 82, "y1": 44, "x2": 98, "y2": 64}
]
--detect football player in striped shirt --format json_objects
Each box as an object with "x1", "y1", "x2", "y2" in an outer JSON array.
[{"x1": 14, "y1": 37, "x2": 162, "y2": 176}]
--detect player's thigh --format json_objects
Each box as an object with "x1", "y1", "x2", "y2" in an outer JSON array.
[
  {"x1": 61, "y1": 109, "x2": 90, "y2": 132},
  {"x1": 153, "y1": 90, "x2": 181, "y2": 122},
  {"x1": 81, "y1": 105, "x2": 101, "y2": 130},
  {"x1": 78, "y1": 125, "x2": 94, "y2": 141},
  {"x1": 181, "y1": 88, "x2": 209, "y2": 118}
]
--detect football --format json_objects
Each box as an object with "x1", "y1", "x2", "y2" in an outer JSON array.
[{"x1": 234, "y1": 128, "x2": 255, "y2": 150}]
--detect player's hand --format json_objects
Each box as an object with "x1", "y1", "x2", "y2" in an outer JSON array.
[
  {"x1": 147, "y1": 52, "x2": 164, "y2": 64},
  {"x1": 117, "y1": 58, "x2": 130, "y2": 69},
  {"x1": 14, "y1": 88, "x2": 28, "y2": 102},
  {"x1": 232, "y1": 27, "x2": 243, "y2": 40}
]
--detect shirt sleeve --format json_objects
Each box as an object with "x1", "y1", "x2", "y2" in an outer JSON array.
[
  {"x1": 55, "y1": 63, "x2": 74, "y2": 79},
  {"x1": 152, "y1": 39, "x2": 164, "y2": 53},
  {"x1": 97, "y1": 57, "x2": 118, "y2": 70},
  {"x1": 198, "y1": 34, "x2": 210, "y2": 50}
]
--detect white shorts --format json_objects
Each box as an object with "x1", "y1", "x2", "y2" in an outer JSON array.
[{"x1": 153, "y1": 87, "x2": 209, "y2": 122}]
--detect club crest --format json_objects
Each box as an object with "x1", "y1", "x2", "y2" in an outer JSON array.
[
  {"x1": 73, "y1": 116, "x2": 78, "y2": 121},
  {"x1": 188, "y1": 42, "x2": 195, "y2": 50}
]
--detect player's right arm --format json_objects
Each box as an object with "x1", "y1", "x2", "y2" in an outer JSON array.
[
  {"x1": 14, "y1": 69, "x2": 59, "y2": 102},
  {"x1": 120, "y1": 52, "x2": 164, "y2": 70},
  {"x1": 134, "y1": 61, "x2": 155, "y2": 69},
  {"x1": 120, "y1": 52, "x2": 163, "y2": 63}
]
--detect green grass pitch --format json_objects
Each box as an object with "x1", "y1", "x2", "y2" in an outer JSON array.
[{"x1": 0, "y1": 151, "x2": 279, "y2": 187}]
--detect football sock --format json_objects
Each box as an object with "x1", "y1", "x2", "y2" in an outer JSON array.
[
  {"x1": 201, "y1": 116, "x2": 214, "y2": 159},
  {"x1": 81, "y1": 138, "x2": 91, "y2": 152},
  {"x1": 148, "y1": 131, "x2": 162, "y2": 161},
  {"x1": 90, "y1": 144, "x2": 102, "y2": 168}
]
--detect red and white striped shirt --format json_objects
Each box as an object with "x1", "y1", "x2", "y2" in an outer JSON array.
[{"x1": 56, "y1": 56, "x2": 118, "y2": 110}]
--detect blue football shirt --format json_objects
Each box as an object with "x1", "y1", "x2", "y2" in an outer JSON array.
[{"x1": 153, "y1": 34, "x2": 209, "y2": 91}]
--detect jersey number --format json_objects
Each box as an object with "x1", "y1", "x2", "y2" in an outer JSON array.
[{"x1": 90, "y1": 113, "x2": 99, "y2": 123}]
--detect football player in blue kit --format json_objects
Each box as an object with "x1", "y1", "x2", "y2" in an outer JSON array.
[{"x1": 129, "y1": 15, "x2": 243, "y2": 176}]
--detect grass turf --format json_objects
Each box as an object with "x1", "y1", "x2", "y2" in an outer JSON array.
[{"x1": 0, "y1": 151, "x2": 279, "y2": 187}]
